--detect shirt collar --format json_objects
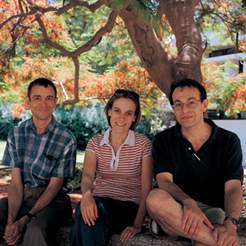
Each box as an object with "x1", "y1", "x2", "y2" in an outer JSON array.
[
  {"x1": 100, "y1": 128, "x2": 135, "y2": 146},
  {"x1": 28, "y1": 115, "x2": 57, "y2": 135},
  {"x1": 174, "y1": 118, "x2": 218, "y2": 140}
]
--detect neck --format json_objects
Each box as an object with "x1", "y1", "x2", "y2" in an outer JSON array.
[
  {"x1": 33, "y1": 117, "x2": 52, "y2": 134},
  {"x1": 110, "y1": 129, "x2": 129, "y2": 152},
  {"x1": 181, "y1": 121, "x2": 211, "y2": 151},
  {"x1": 110, "y1": 129, "x2": 129, "y2": 144}
]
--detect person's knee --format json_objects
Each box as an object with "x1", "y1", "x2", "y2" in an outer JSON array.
[
  {"x1": 146, "y1": 189, "x2": 173, "y2": 216},
  {"x1": 26, "y1": 221, "x2": 46, "y2": 235}
]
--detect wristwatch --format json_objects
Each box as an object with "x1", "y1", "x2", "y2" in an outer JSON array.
[
  {"x1": 24, "y1": 212, "x2": 35, "y2": 221},
  {"x1": 225, "y1": 216, "x2": 239, "y2": 229}
]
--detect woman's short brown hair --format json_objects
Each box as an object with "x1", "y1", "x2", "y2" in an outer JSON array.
[{"x1": 104, "y1": 89, "x2": 141, "y2": 130}]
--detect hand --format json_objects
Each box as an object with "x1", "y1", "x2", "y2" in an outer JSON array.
[
  {"x1": 213, "y1": 223, "x2": 239, "y2": 246},
  {"x1": 80, "y1": 192, "x2": 98, "y2": 226},
  {"x1": 120, "y1": 225, "x2": 141, "y2": 241},
  {"x1": 182, "y1": 199, "x2": 214, "y2": 237},
  {"x1": 4, "y1": 217, "x2": 27, "y2": 245}
]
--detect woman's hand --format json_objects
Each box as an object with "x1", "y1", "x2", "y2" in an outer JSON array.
[
  {"x1": 80, "y1": 192, "x2": 98, "y2": 226},
  {"x1": 120, "y1": 225, "x2": 141, "y2": 241}
]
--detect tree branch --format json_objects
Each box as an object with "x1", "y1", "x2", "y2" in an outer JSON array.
[
  {"x1": 35, "y1": 14, "x2": 73, "y2": 57},
  {"x1": 72, "y1": 10, "x2": 118, "y2": 56}
]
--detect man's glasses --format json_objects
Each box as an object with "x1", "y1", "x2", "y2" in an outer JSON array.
[
  {"x1": 172, "y1": 98, "x2": 202, "y2": 111},
  {"x1": 114, "y1": 89, "x2": 139, "y2": 100}
]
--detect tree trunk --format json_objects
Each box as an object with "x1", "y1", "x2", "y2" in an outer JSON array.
[{"x1": 120, "y1": 0, "x2": 202, "y2": 97}]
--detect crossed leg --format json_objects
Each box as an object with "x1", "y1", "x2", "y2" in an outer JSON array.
[{"x1": 146, "y1": 189, "x2": 224, "y2": 246}]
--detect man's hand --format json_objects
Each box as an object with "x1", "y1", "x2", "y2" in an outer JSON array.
[
  {"x1": 80, "y1": 192, "x2": 98, "y2": 226},
  {"x1": 213, "y1": 222, "x2": 239, "y2": 246},
  {"x1": 182, "y1": 199, "x2": 214, "y2": 237},
  {"x1": 120, "y1": 225, "x2": 141, "y2": 241},
  {"x1": 4, "y1": 216, "x2": 28, "y2": 245}
]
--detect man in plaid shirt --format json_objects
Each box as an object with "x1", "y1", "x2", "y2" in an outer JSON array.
[{"x1": 0, "y1": 78, "x2": 76, "y2": 246}]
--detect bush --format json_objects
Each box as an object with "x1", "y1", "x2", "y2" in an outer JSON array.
[
  {"x1": 0, "y1": 103, "x2": 22, "y2": 140},
  {"x1": 0, "y1": 102, "x2": 175, "y2": 149},
  {"x1": 55, "y1": 104, "x2": 108, "y2": 150}
]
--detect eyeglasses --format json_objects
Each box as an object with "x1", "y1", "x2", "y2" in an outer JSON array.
[
  {"x1": 30, "y1": 95, "x2": 56, "y2": 103},
  {"x1": 172, "y1": 98, "x2": 202, "y2": 111},
  {"x1": 114, "y1": 89, "x2": 139, "y2": 100}
]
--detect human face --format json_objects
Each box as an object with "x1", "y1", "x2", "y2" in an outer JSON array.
[
  {"x1": 172, "y1": 86, "x2": 208, "y2": 129},
  {"x1": 27, "y1": 85, "x2": 57, "y2": 122},
  {"x1": 108, "y1": 98, "x2": 136, "y2": 133}
]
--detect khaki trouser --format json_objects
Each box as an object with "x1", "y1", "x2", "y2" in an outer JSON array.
[{"x1": 0, "y1": 187, "x2": 72, "y2": 246}]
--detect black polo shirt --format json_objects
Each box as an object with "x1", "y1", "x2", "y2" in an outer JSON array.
[{"x1": 153, "y1": 119, "x2": 243, "y2": 209}]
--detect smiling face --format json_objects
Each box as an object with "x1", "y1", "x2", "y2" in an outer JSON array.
[
  {"x1": 27, "y1": 85, "x2": 57, "y2": 123},
  {"x1": 108, "y1": 98, "x2": 136, "y2": 133},
  {"x1": 172, "y1": 86, "x2": 208, "y2": 129}
]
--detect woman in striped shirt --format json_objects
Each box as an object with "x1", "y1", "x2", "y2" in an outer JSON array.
[{"x1": 71, "y1": 89, "x2": 152, "y2": 245}]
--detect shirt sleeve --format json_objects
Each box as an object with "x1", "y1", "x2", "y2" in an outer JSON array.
[
  {"x1": 2, "y1": 128, "x2": 23, "y2": 168},
  {"x1": 142, "y1": 136, "x2": 152, "y2": 159},
  {"x1": 224, "y1": 132, "x2": 243, "y2": 184},
  {"x1": 86, "y1": 136, "x2": 97, "y2": 153},
  {"x1": 152, "y1": 132, "x2": 174, "y2": 177},
  {"x1": 52, "y1": 137, "x2": 77, "y2": 178}
]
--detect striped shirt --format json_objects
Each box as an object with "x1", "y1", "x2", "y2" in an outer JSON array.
[
  {"x1": 3, "y1": 117, "x2": 77, "y2": 188},
  {"x1": 86, "y1": 129, "x2": 152, "y2": 204}
]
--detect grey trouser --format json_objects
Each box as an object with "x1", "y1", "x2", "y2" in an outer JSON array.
[
  {"x1": 197, "y1": 202, "x2": 225, "y2": 225},
  {"x1": 0, "y1": 187, "x2": 72, "y2": 246}
]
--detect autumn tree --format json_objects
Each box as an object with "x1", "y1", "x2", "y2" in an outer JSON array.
[{"x1": 0, "y1": 0, "x2": 245, "y2": 103}]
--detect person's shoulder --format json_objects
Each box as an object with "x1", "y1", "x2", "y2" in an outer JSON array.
[
  {"x1": 155, "y1": 125, "x2": 175, "y2": 139},
  {"x1": 216, "y1": 125, "x2": 240, "y2": 142},
  {"x1": 135, "y1": 131, "x2": 150, "y2": 141},
  {"x1": 135, "y1": 132, "x2": 152, "y2": 145},
  {"x1": 88, "y1": 132, "x2": 104, "y2": 145},
  {"x1": 11, "y1": 119, "x2": 30, "y2": 133},
  {"x1": 54, "y1": 120, "x2": 76, "y2": 142}
]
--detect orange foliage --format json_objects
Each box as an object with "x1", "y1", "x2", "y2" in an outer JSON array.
[{"x1": 11, "y1": 103, "x2": 25, "y2": 118}]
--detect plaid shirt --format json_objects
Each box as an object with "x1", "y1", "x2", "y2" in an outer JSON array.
[{"x1": 3, "y1": 116, "x2": 76, "y2": 188}]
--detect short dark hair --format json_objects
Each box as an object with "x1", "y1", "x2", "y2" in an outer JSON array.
[
  {"x1": 105, "y1": 89, "x2": 141, "y2": 130},
  {"x1": 27, "y1": 78, "x2": 57, "y2": 99},
  {"x1": 169, "y1": 78, "x2": 207, "y2": 105}
]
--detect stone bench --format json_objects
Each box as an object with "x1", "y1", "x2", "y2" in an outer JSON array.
[{"x1": 55, "y1": 217, "x2": 246, "y2": 246}]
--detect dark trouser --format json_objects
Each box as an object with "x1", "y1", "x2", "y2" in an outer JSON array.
[
  {"x1": 70, "y1": 196, "x2": 139, "y2": 246},
  {"x1": 0, "y1": 187, "x2": 72, "y2": 246}
]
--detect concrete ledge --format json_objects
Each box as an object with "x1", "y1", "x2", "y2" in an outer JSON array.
[{"x1": 55, "y1": 217, "x2": 246, "y2": 246}]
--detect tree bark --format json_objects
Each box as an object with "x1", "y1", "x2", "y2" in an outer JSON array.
[
  {"x1": 120, "y1": 0, "x2": 202, "y2": 97},
  {"x1": 120, "y1": 8, "x2": 175, "y2": 96}
]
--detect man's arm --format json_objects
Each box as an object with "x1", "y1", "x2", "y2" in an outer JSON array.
[
  {"x1": 224, "y1": 179, "x2": 243, "y2": 222},
  {"x1": 213, "y1": 179, "x2": 242, "y2": 246},
  {"x1": 156, "y1": 172, "x2": 214, "y2": 236},
  {"x1": 7, "y1": 167, "x2": 23, "y2": 223},
  {"x1": 4, "y1": 168, "x2": 24, "y2": 244},
  {"x1": 157, "y1": 172, "x2": 190, "y2": 203},
  {"x1": 28, "y1": 177, "x2": 63, "y2": 215}
]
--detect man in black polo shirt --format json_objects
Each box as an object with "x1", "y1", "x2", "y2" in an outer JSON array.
[{"x1": 146, "y1": 79, "x2": 243, "y2": 246}]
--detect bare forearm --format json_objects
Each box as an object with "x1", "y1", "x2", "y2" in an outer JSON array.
[
  {"x1": 29, "y1": 180, "x2": 62, "y2": 215},
  {"x1": 7, "y1": 184, "x2": 23, "y2": 223},
  {"x1": 224, "y1": 186, "x2": 243, "y2": 219},
  {"x1": 81, "y1": 175, "x2": 94, "y2": 195},
  {"x1": 158, "y1": 181, "x2": 191, "y2": 204}
]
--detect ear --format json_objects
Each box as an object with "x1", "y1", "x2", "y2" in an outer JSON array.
[
  {"x1": 25, "y1": 98, "x2": 31, "y2": 109},
  {"x1": 202, "y1": 99, "x2": 208, "y2": 112},
  {"x1": 108, "y1": 109, "x2": 112, "y2": 117}
]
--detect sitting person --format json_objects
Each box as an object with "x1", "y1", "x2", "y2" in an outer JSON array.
[
  {"x1": 0, "y1": 78, "x2": 77, "y2": 246},
  {"x1": 71, "y1": 89, "x2": 152, "y2": 246},
  {"x1": 146, "y1": 79, "x2": 243, "y2": 246}
]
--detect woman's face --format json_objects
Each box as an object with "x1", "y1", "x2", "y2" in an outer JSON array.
[{"x1": 108, "y1": 98, "x2": 136, "y2": 133}]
